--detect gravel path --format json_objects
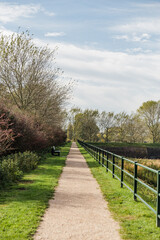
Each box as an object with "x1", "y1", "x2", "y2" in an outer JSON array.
[{"x1": 34, "y1": 142, "x2": 122, "y2": 240}]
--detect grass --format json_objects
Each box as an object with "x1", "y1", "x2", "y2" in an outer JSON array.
[
  {"x1": 78, "y1": 144, "x2": 160, "y2": 240},
  {"x1": 0, "y1": 142, "x2": 71, "y2": 240}
]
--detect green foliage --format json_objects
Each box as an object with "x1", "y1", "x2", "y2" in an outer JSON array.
[
  {"x1": 0, "y1": 151, "x2": 40, "y2": 186},
  {"x1": 0, "y1": 143, "x2": 71, "y2": 240},
  {"x1": 74, "y1": 109, "x2": 99, "y2": 141},
  {"x1": 14, "y1": 151, "x2": 40, "y2": 172},
  {"x1": 67, "y1": 123, "x2": 73, "y2": 140},
  {"x1": 0, "y1": 158, "x2": 23, "y2": 184}
]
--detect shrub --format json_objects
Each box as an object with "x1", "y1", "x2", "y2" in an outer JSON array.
[
  {"x1": 0, "y1": 103, "x2": 67, "y2": 155},
  {"x1": 0, "y1": 151, "x2": 40, "y2": 186},
  {"x1": 16, "y1": 151, "x2": 40, "y2": 172},
  {"x1": 46, "y1": 127, "x2": 67, "y2": 146},
  {"x1": 0, "y1": 113, "x2": 16, "y2": 156},
  {"x1": 0, "y1": 158, "x2": 23, "y2": 185},
  {"x1": 9, "y1": 111, "x2": 48, "y2": 152},
  {"x1": 0, "y1": 103, "x2": 48, "y2": 153}
]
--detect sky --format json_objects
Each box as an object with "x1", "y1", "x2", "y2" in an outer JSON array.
[{"x1": 0, "y1": 0, "x2": 160, "y2": 113}]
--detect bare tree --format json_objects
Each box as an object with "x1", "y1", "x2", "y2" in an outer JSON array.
[
  {"x1": 99, "y1": 111, "x2": 115, "y2": 142},
  {"x1": 124, "y1": 114, "x2": 148, "y2": 143},
  {"x1": 0, "y1": 31, "x2": 71, "y2": 127},
  {"x1": 114, "y1": 112, "x2": 129, "y2": 142},
  {"x1": 138, "y1": 101, "x2": 160, "y2": 143}
]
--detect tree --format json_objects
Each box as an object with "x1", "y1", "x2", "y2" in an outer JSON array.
[
  {"x1": 99, "y1": 111, "x2": 115, "y2": 142},
  {"x1": 138, "y1": 101, "x2": 160, "y2": 143},
  {"x1": 74, "y1": 109, "x2": 99, "y2": 141},
  {"x1": 0, "y1": 31, "x2": 71, "y2": 128},
  {"x1": 113, "y1": 112, "x2": 129, "y2": 142},
  {"x1": 124, "y1": 114, "x2": 148, "y2": 143},
  {"x1": 67, "y1": 123, "x2": 73, "y2": 140},
  {"x1": 67, "y1": 108, "x2": 81, "y2": 140}
]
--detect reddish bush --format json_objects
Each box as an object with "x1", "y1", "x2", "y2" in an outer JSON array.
[
  {"x1": 10, "y1": 112, "x2": 48, "y2": 151},
  {"x1": 0, "y1": 114, "x2": 16, "y2": 155},
  {"x1": 46, "y1": 127, "x2": 67, "y2": 146},
  {"x1": 0, "y1": 104, "x2": 48, "y2": 152},
  {"x1": 0, "y1": 103, "x2": 66, "y2": 154}
]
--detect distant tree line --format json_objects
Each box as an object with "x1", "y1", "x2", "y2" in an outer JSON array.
[
  {"x1": 67, "y1": 100, "x2": 160, "y2": 143},
  {"x1": 0, "y1": 31, "x2": 71, "y2": 155}
]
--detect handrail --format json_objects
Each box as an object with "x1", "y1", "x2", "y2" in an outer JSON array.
[{"x1": 78, "y1": 140, "x2": 160, "y2": 227}]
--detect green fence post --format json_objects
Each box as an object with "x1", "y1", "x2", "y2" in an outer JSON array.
[
  {"x1": 102, "y1": 151, "x2": 104, "y2": 166},
  {"x1": 99, "y1": 150, "x2": 101, "y2": 164},
  {"x1": 106, "y1": 153, "x2": 108, "y2": 172},
  {"x1": 121, "y1": 157, "x2": 124, "y2": 188},
  {"x1": 112, "y1": 154, "x2": 115, "y2": 178},
  {"x1": 97, "y1": 149, "x2": 99, "y2": 161},
  {"x1": 157, "y1": 171, "x2": 160, "y2": 227},
  {"x1": 134, "y1": 161, "x2": 137, "y2": 200},
  {"x1": 96, "y1": 148, "x2": 98, "y2": 161}
]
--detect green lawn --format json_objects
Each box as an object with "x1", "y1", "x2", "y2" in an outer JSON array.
[
  {"x1": 0, "y1": 142, "x2": 71, "y2": 240},
  {"x1": 78, "y1": 144, "x2": 160, "y2": 240}
]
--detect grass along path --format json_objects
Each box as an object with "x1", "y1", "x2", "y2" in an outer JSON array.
[
  {"x1": 78, "y1": 144, "x2": 160, "y2": 240},
  {"x1": 0, "y1": 142, "x2": 71, "y2": 240}
]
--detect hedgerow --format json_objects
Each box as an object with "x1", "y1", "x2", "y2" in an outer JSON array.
[{"x1": 0, "y1": 103, "x2": 66, "y2": 155}]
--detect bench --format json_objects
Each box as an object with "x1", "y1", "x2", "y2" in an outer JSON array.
[{"x1": 51, "y1": 146, "x2": 60, "y2": 156}]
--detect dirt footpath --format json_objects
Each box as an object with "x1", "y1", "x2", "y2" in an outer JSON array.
[{"x1": 34, "y1": 142, "x2": 122, "y2": 240}]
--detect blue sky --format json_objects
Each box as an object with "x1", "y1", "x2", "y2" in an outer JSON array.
[{"x1": 1, "y1": 0, "x2": 160, "y2": 113}]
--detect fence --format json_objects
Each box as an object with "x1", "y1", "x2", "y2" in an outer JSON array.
[{"x1": 78, "y1": 140, "x2": 160, "y2": 227}]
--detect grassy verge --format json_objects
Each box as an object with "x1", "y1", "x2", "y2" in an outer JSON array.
[
  {"x1": 78, "y1": 144, "x2": 160, "y2": 240},
  {"x1": 0, "y1": 142, "x2": 71, "y2": 240}
]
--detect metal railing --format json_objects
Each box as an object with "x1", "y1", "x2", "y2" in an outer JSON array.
[{"x1": 78, "y1": 140, "x2": 160, "y2": 227}]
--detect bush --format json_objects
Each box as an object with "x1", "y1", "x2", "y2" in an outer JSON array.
[
  {"x1": 46, "y1": 127, "x2": 67, "y2": 146},
  {"x1": 0, "y1": 103, "x2": 67, "y2": 155},
  {"x1": 0, "y1": 103, "x2": 48, "y2": 153},
  {"x1": 0, "y1": 151, "x2": 40, "y2": 186},
  {"x1": 0, "y1": 158, "x2": 23, "y2": 185},
  {"x1": 0, "y1": 113, "x2": 17, "y2": 156}
]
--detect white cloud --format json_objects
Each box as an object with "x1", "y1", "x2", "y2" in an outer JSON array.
[
  {"x1": 45, "y1": 42, "x2": 160, "y2": 113},
  {"x1": 134, "y1": 3, "x2": 160, "y2": 9},
  {"x1": 111, "y1": 18, "x2": 160, "y2": 34},
  {"x1": 0, "y1": 3, "x2": 55, "y2": 24},
  {"x1": 114, "y1": 33, "x2": 150, "y2": 43},
  {"x1": 0, "y1": 3, "x2": 41, "y2": 23},
  {"x1": 45, "y1": 32, "x2": 65, "y2": 37},
  {"x1": 132, "y1": 33, "x2": 150, "y2": 42},
  {"x1": 126, "y1": 48, "x2": 152, "y2": 54},
  {"x1": 114, "y1": 35, "x2": 129, "y2": 41},
  {"x1": 42, "y1": 10, "x2": 55, "y2": 17}
]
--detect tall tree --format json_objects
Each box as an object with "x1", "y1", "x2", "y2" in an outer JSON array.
[
  {"x1": 67, "y1": 108, "x2": 81, "y2": 140},
  {"x1": 124, "y1": 114, "x2": 148, "y2": 143},
  {"x1": 67, "y1": 123, "x2": 73, "y2": 140},
  {"x1": 138, "y1": 100, "x2": 160, "y2": 143},
  {"x1": 0, "y1": 31, "x2": 71, "y2": 128},
  {"x1": 74, "y1": 109, "x2": 99, "y2": 141},
  {"x1": 99, "y1": 111, "x2": 115, "y2": 142},
  {"x1": 114, "y1": 112, "x2": 129, "y2": 142}
]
